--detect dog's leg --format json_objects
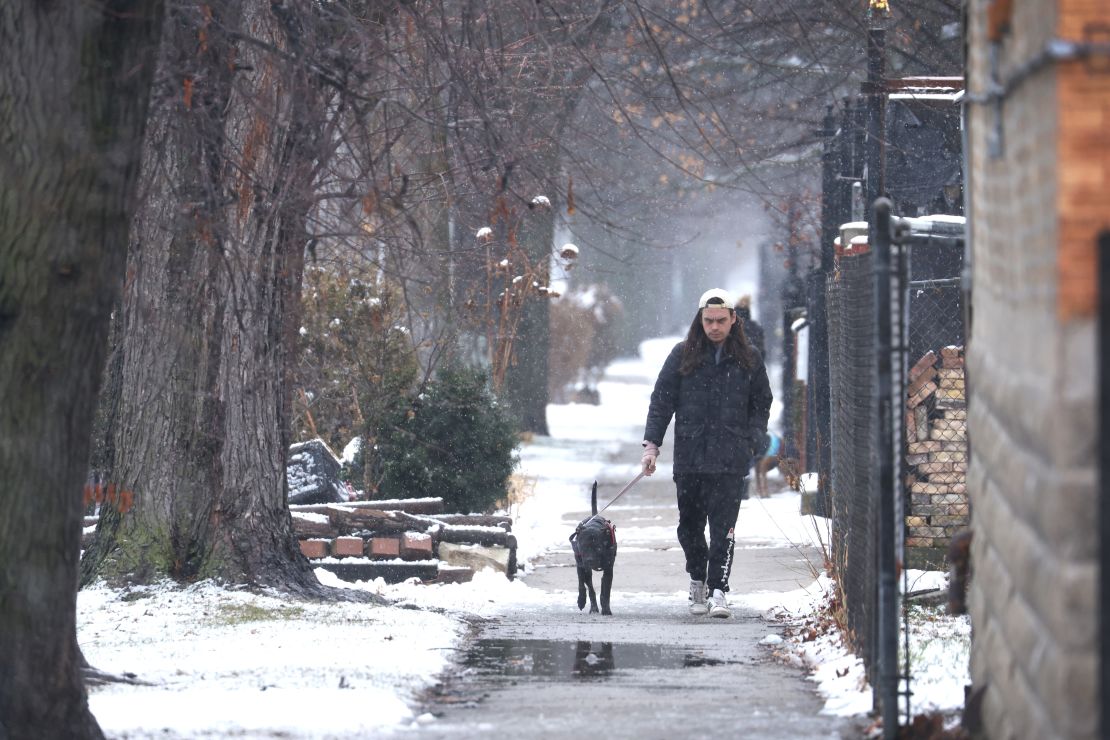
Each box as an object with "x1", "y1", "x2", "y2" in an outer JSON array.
[
  {"x1": 577, "y1": 566, "x2": 589, "y2": 611},
  {"x1": 599, "y1": 566, "x2": 613, "y2": 616},
  {"x1": 757, "y1": 456, "x2": 777, "y2": 497},
  {"x1": 585, "y1": 571, "x2": 599, "y2": 613}
]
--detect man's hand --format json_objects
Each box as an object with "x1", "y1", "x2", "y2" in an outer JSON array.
[{"x1": 641, "y1": 441, "x2": 660, "y2": 476}]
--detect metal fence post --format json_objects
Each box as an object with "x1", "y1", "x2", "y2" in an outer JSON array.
[
  {"x1": 866, "y1": 29, "x2": 886, "y2": 215},
  {"x1": 872, "y1": 197, "x2": 899, "y2": 738}
]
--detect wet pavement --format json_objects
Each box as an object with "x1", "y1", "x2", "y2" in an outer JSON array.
[{"x1": 409, "y1": 438, "x2": 871, "y2": 739}]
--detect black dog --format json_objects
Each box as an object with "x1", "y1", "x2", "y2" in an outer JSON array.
[{"x1": 569, "y1": 481, "x2": 617, "y2": 615}]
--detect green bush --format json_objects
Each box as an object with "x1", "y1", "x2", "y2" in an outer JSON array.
[{"x1": 377, "y1": 366, "x2": 518, "y2": 514}]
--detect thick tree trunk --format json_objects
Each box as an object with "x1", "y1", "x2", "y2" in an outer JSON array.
[
  {"x1": 0, "y1": 3, "x2": 163, "y2": 738},
  {"x1": 81, "y1": 0, "x2": 324, "y2": 592}
]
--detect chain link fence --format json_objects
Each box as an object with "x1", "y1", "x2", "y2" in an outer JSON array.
[
  {"x1": 826, "y1": 246, "x2": 879, "y2": 689},
  {"x1": 824, "y1": 219, "x2": 967, "y2": 723},
  {"x1": 902, "y1": 279, "x2": 967, "y2": 571}
]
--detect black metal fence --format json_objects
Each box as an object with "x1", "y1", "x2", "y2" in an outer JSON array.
[
  {"x1": 824, "y1": 208, "x2": 966, "y2": 729},
  {"x1": 804, "y1": 30, "x2": 966, "y2": 734}
]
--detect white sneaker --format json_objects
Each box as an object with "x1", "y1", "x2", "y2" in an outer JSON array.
[
  {"x1": 688, "y1": 580, "x2": 709, "y2": 615},
  {"x1": 708, "y1": 589, "x2": 731, "y2": 619}
]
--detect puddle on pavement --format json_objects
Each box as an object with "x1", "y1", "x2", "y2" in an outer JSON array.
[{"x1": 463, "y1": 639, "x2": 732, "y2": 680}]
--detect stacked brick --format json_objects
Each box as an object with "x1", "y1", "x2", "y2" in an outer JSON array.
[
  {"x1": 904, "y1": 345, "x2": 968, "y2": 568},
  {"x1": 297, "y1": 532, "x2": 434, "y2": 561},
  {"x1": 291, "y1": 498, "x2": 517, "y2": 585}
]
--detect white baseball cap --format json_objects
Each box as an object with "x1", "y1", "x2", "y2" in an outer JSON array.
[{"x1": 698, "y1": 288, "x2": 735, "y2": 310}]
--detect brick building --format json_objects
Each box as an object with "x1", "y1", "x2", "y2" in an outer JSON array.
[{"x1": 965, "y1": 1, "x2": 1110, "y2": 737}]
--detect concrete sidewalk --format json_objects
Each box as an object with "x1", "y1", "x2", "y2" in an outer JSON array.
[{"x1": 413, "y1": 439, "x2": 868, "y2": 739}]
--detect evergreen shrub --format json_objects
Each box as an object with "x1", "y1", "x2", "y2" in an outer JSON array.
[{"x1": 378, "y1": 366, "x2": 518, "y2": 514}]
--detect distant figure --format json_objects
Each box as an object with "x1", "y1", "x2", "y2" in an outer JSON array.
[{"x1": 734, "y1": 295, "x2": 765, "y2": 357}]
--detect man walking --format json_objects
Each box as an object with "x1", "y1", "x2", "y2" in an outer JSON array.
[{"x1": 640, "y1": 288, "x2": 773, "y2": 618}]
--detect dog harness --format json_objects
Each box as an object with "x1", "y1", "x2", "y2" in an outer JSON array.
[{"x1": 569, "y1": 515, "x2": 617, "y2": 570}]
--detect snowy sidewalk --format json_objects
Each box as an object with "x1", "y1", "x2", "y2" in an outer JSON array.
[
  {"x1": 80, "y1": 338, "x2": 966, "y2": 738},
  {"x1": 406, "y1": 383, "x2": 870, "y2": 738}
]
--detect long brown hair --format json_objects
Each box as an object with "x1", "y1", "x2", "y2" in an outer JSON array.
[{"x1": 678, "y1": 308, "x2": 758, "y2": 375}]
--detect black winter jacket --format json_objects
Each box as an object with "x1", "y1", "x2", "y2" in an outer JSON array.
[
  {"x1": 740, "y1": 314, "x2": 765, "y2": 357},
  {"x1": 643, "y1": 341, "x2": 773, "y2": 475}
]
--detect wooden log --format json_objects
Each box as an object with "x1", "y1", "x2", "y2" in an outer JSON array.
[
  {"x1": 431, "y1": 514, "x2": 513, "y2": 530},
  {"x1": 390, "y1": 511, "x2": 455, "y2": 534},
  {"x1": 325, "y1": 506, "x2": 408, "y2": 533},
  {"x1": 437, "y1": 527, "x2": 518, "y2": 549},
  {"x1": 291, "y1": 512, "x2": 337, "y2": 538},
  {"x1": 289, "y1": 497, "x2": 444, "y2": 515},
  {"x1": 386, "y1": 512, "x2": 515, "y2": 538}
]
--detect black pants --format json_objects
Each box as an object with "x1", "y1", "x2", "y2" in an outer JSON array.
[{"x1": 675, "y1": 473, "x2": 743, "y2": 592}]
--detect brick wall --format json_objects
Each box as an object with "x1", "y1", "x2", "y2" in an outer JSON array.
[{"x1": 966, "y1": 1, "x2": 1106, "y2": 738}]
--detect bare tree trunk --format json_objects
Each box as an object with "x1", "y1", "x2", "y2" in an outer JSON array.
[
  {"x1": 504, "y1": 177, "x2": 555, "y2": 435},
  {"x1": 81, "y1": 0, "x2": 324, "y2": 592},
  {"x1": 0, "y1": 2, "x2": 163, "y2": 738}
]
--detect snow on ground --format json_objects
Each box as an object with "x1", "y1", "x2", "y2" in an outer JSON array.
[
  {"x1": 77, "y1": 335, "x2": 969, "y2": 737},
  {"x1": 80, "y1": 581, "x2": 460, "y2": 737}
]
